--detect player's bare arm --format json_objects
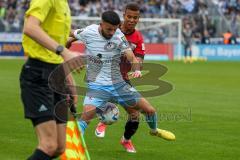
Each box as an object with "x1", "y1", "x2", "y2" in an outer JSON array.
[
  {"x1": 65, "y1": 29, "x2": 79, "y2": 48},
  {"x1": 66, "y1": 37, "x2": 78, "y2": 49},
  {"x1": 124, "y1": 49, "x2": 142, "y2": 78},
  {"x1": 136, "y1": 56, "x2": 143, "y2": 70}
]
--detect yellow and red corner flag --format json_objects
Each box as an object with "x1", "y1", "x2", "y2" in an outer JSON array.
[{"x1": 60, "y1": 120, "x2": 90, "y2": 160}]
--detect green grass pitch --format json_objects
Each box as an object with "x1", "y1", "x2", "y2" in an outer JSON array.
[{"x1": 0, "y1": 59, "x2": 239, "y2": 160}]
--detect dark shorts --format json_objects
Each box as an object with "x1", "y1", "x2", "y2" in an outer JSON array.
[{"x1": 20, "y1": 58, "x2": 68, "y2": 126}]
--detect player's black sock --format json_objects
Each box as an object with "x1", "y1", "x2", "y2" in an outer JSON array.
[
  {"x1": 51, "y1": 155, "x2": 58, "y2": 159},
  {"x1": 27, "y1": 149, "x2": 52, "y2": 160},
  {"x1": 123, "y1": 120, "x2": 139, "y2": 140}
]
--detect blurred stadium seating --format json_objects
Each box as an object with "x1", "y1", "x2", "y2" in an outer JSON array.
[
  {"x1": 1, "y1": 0, "x2": 240, "y2": 40},
  {"x1": 1, "y1": 0, "x2": 240, "y2": 60}
]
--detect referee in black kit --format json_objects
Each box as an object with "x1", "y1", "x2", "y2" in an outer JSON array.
[{"x1": 20, "y1": 0, "x2": 81, "y2": 159}]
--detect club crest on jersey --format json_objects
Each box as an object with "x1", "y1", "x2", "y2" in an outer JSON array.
[
  {"x1": 78, "y1": 28, "x2": 85, "y2": 33},
  {"x1": 104, "y1": 41, "x2": 117, "y2": 51}
]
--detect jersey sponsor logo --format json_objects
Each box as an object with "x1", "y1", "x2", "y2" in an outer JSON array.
[
  {"x1": 104, "y1": 41, "x2": 117, "y2": 51},
  {"x1": 101, "y1": 59, "x2": 113, "y2": 64},
  {"x1": 77, "y1": 28, "x2": 85, "y2": 34},
  {"x1": 88, "y1": 55, "x2": 103, "y2": 65},
  {"x1": 97, "y1": 54, "x2": 102, "y2": 59}
]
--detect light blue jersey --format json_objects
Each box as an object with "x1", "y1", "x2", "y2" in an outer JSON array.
[
  {"x1": 74, "y1": 24, "x2": 131, "y2": 85},
  {"x1": 74, "y1": 24, "x2": 141, "y2": 109}
]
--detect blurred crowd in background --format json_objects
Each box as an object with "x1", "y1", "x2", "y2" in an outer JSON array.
[
  {"x1": 1, "y1": 0, "x2": 240, "y2": 44},
  {"x1": 0, "y1": 0, "x2": 28, "y2": 32}
]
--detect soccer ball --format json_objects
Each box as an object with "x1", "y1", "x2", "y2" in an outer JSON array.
[{"x1": 96, "y1": 102, "x2": 120, "y2": 125}]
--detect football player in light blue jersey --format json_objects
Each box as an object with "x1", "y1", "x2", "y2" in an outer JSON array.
[
  {"x1": 74, "y1": 23, "x2": 130, "y2": 86},
  {"x1": 72, "y1": 11, "x2": 176, "y2": 144}
]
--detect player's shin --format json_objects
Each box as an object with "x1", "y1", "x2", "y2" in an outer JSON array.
[
  {"x1": 124, "y1": 120, "x2": 139, "y2": 140},
  {"x1": 78, "y1": 105, "x2": 96, "y2": 134}
]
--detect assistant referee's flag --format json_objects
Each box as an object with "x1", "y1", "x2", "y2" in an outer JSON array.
[{"x1": 60, "y1": 120, "x2": 90, "y2": 160}]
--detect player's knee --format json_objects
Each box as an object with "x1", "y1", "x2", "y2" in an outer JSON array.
[
  {"x1": 150, "y1": 108, "x2": 156, "y2": 115},
  {"x1": 127, "y1": 109, "x2": 140, "y2": 121},
  {"x1": 129, "y1": 112, "x2": 140, "y2": 121},
  {"x1": 145, "y1": 107, "x2": 156, "y2": 115}
]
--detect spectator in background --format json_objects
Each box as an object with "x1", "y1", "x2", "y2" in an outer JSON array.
[
  {"x1": 223, "y1": 30, "x2": 238, "y2": 44},
  {"x1": 167, "y1": 0, "x2": 181, "y2": 18},
  {"x1": 182, "y1": 23, "x2": 193, "y2": 63},
  {"x1": 217, "y1": 0, "x2": 228, "y2": 15},
  {"x1": 157, "y1": 0, "x2": 167, "y2": 17},
  {"x1": 223, "y1": 30, "x2": 233, "y2": 44},
  {"x1": 206, "y1": 22, "x2": 216, "y2": 37},
  {"x1": 0, "y1": 0, "x2": 6, "y2": 31},
  {"x1": 198, "y1": 2, "x2": 208, "y2": 29},
  {"x1": 230, "y1": 33, "x2": 238, "y2": 44},
  {"x1": 5, "y1": 0, "x2": 17, "y2": 25},
  {"x1": 180, "y1": 0, "x2": 198, "y2": 14},
  {"x1": 201, "y1": 29, "x2": 211, "y2": 44},
  {"x1": 0, "y1": 0, "x2": 219, "y2": 38},
  {"x1": 21, "y1": 0, "x2": 30, "y2": 11},
  {"x1": 0, "y1": 0, "x2": 6, "y2": 18}
]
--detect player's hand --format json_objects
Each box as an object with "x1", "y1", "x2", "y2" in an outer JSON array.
[
  {"x1": 66, "y1": 37, "x2": 78, "y2": 49},
  {"x1": 131, "y1": 70, "x2": 142, "y2": 78}
]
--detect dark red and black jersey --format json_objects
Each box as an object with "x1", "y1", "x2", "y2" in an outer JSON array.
[{"x1": 120, "y1": 29, "x2": 145, "y2": 80}]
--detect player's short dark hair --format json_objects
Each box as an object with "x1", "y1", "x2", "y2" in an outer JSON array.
[
  {"x1": 102, "y1": 11, "x2": 121, "y2": 25},
  {"x1": 125, "y1": 3, "x2": 140, "y2": 12}
]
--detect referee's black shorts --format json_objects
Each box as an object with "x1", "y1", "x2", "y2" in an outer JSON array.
[{"x1": 20, "y1": 58, "x2": 68, "y2": 126}]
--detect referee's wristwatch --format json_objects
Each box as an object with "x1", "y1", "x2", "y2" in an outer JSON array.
[{"x1": 55, "y1": 45, "x2": 64, "y2": 55}]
